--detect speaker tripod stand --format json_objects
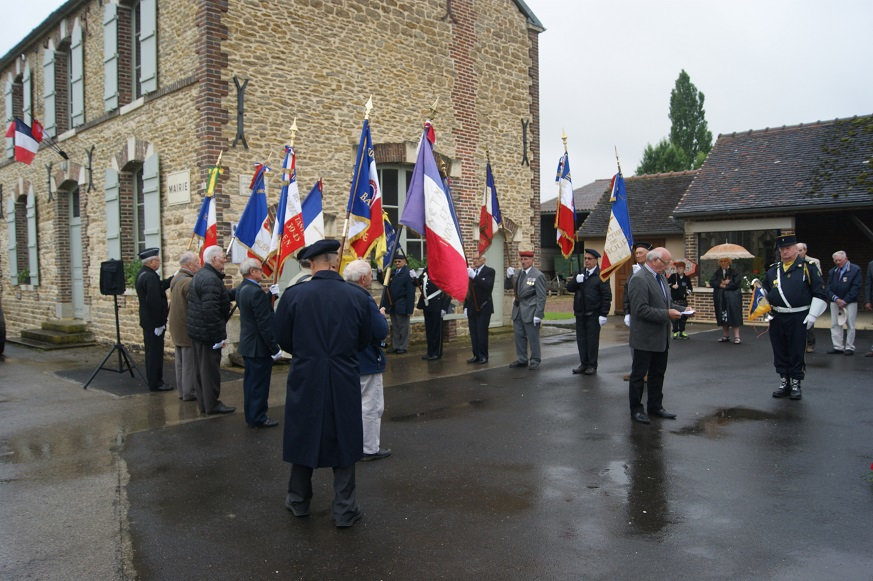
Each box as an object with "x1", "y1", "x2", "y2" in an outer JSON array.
[{"x1": 83, "y1": 294, "x2": 145, "y2": 389}]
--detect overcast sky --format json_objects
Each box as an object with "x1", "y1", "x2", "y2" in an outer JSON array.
[{"x1": 3, "y1": 0, "x2": 872, "y2": 200}]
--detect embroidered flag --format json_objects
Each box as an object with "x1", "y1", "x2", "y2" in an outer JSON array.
[
  {"x1": 374, "y1": 213, "x2": 398, "y2": 271},
  {"x1": 478, "y1": 162, "x2": 503, "y2": 255},
  {"x1": 346, "y1": 119, "x2": 384, "y2": 258},
  {"x1": 193, "y1": 162, "x2": 222, "y2": 261},
  {"x1": 5, "y1": 117, "x2": 44, "y2": 165},
  {"x1": 399, "y1": 121, "x2": 467, "y2": 302},
  {"x1": 266, "y1": 146, "x2": 305, "y2": 278},
  {"x1": 554, "y1": 152, "x2": 575, "y2": 259},
  {"x1": 599, "y1": 172, "x2": 634, "y2": 281},
  {"x1": 233, "y1": 164, "x2": 272, "y2": 262},
  {"x1": 748, "y1": 278, "x2": 771, "y2": 320},
  {"x1": 301, "y1": 179, "x2": 324, "y2": 245}
]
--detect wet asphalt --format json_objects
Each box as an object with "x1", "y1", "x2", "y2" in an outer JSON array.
[{"x1": 2, "y1": 320, "x2": 873, "y2": 580}]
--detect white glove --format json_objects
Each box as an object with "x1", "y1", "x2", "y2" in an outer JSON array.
[
  {"x1": 211, "y1": 341, "x2": 225, "y2": 350},
  {"x1": 463, "y1": 308, "x2": 468, "y2": 316},
  {"x1": 467, "y1": 267, "x2": 476, "y2": 278},
  {"x1": 271, "y1": 351, "x2": 283, "y2": 361},
  {"x1": 506, "y1": 266, "x2": 515, "y2": 277},
  {"x1": 624, "y1": 314, "x2": 631, "y2": 327},
  {"x1": 269, "y1": 284, "x2": 280, "y2": 296},
  {"x1": 409, "y1": 269, "x2": 416, "y2": 278},
  {"x1": 575, "y1": 273, "x2": 585, "y2": 283},
  {"x1": 533, "y1": 316, "x2": 542, "y2": 326},
  {"x1": 154, "y1": 325, "x2": 165, "y2": 336},
  {"x1": 802, "y1": 314, "x2": 817, "y2": 330},
  {"x1": 440, "y1": 309, "x2": 446, "y2": 318},
  {"x1": 599, "y1": 316, "x2": 607, "y2": 327}
]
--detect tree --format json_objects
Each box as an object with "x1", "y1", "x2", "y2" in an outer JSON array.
[{"x1": 636, "y1": 69, "x2": 713, "y2": 175}]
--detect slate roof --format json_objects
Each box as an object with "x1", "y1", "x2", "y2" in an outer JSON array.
[
  {"x1": 541, "y1": 178, "x2": 612, "y2": 214},
  {"x1": 674, "y1": 115, "x2": 873, "y2": 217},
  {"x1": 577, "y1": 171, "x2": 697, "y2": 238}
]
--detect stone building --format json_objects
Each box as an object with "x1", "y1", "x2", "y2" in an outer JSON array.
[{"x1": 1, "y1": 0, "x2": 544, "y2": 351}]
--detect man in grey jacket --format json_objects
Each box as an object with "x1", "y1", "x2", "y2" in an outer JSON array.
[
  {"x1": 627, "y1": 247, "x2": 684, "y2": 424},
  {"x1": 507, "y1": 250, "x2": 547, "y2": 370}
]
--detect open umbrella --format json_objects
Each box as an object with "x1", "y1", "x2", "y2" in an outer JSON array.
[
  {"x1": 666, "y1": 257, "x2": 697, "y2": 277},
  {"x1": 700, "y1": 243, "x2": 754, "y2": 260}
]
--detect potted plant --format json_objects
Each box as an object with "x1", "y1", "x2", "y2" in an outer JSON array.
[{"x1": 17, "y1": 269, "x2": 30, "y2": 285}]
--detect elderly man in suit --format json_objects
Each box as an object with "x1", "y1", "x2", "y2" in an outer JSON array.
[
  {"x1": 464, "y1": 253, "x2": 496, "y2": 364},
  {"x1": 506, "y1": 249, "x2": 547, "y2": 370},
  {"x1": 627, "y1": 247, "x2": 685, "y2": 424},
  {"x1": 134, "y1": 247, "x2": 173, "y2": 392}
]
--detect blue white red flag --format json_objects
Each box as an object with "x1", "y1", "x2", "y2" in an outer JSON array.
[
  {"x1": 554, "y1": 152, "x2": 576, "y2": 259},
  {"x1": 478, "y1": 162, "x2": 502, "y2": 255},
  {"x1": 301, "y1": 179, "x2": 324, "y2": 245},
  {"x1": 399, "y1": 121, "x2": 468, "y2": 302},
  {"x1": 267, "y1": 146, "x2": 305, "y2": 278},
  {"x1": 233, "y1": 164, "x2": 272, "y2": 263},
  {"x1": 346, "y1": 119, "x2": 384, "y2": 258},
  {"x1": 599, "y1": 172, "x2": 634, "y2": 281},
  {"x1": 193, "y1": 162, "x2": 222, "y2": 262},
  {"x1": 5, "y1": 117, "x2": 44, "y2": 165}
]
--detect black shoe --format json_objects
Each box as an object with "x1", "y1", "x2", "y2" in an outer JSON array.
[
  {"x1": 208, "y1": 403, "x2": 236, "y2": 414},
  {"x1": 509, "y1": 360, "x2": 528, "y2": 368},
  {"x1": 631, "y1": 411, "x2": 650, "y2": 424},
  {"x1": 253, "y1": 418, "x2": 279, "y2": 428},
  {"x1": 181, "y1": 395, "x2": 197, "y2": 401},
  {"x1": 583, "y1": 367, "x2": 596, "y2": 375},
  {"x1": 528, "y1": 360, "x2": 540, "y2": 370},
  {"x1": 648, "y1": 408, "x2": 677, "y2": 419},
  {"x1": 789, "y1": 378, "x2": 802, "y2": 400},
  {"x1": 394, "y1": 349, "x2": 407, "y2": 354},
  {"x1": 845, "y1": 350, "x2": 854, "y2": 356},
  {"x1": 284, "y1": 494, "x2": 310, "y2": 517},
  {"x1": 335, "y1": 510, "x2": 362, "y2": 528},
  {"x1": 826, "y1": 349, "x2": 844, "y2": 354},
  {"x1": 572, "y1": 365, "x2": 585, "y2": 375},
  {"x1": 467, "y1": 356, "x2": 480, "y2": 364},
  {"x1": 360, "y1": 448, "x2": 392, "y2": 462},
  {"x1": 421, "y1": 354, "x2": 439, "y2": 360},
  {"x1": 476, "y1": 357, "x2": 488, "y2": 364},
  {"x1": 772, "y1": 376, "x2": 790, "y2": 398},
  {"x1": 150, "y1": 384, "x2": 173, "y2": 392}
]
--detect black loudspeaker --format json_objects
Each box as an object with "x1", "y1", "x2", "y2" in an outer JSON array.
[{"x1": 100, "y1": 259, "x2": 127, "y2": 296}]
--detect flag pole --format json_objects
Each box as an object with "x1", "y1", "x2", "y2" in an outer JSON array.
[
  {"x1": 338, "y1": 97, "x2": 373, "y2": 262},
  {"x1": 273, "y1": 120, "x2": 299, "y2": 285},
  {"x1": 189, "y1": 150, "x2": 223, "y2": 250},
  {"x1": 614, "y1": 145, "x2": 622, "y2": 175}
]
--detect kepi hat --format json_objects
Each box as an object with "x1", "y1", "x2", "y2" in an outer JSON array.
[
  {"x1": 299, "y1": 239, "x2": 340, "y2": 261},
  {"x1": 138, "y1": 247, "x2": 160, "y2": 260},
  {"x1": 774, "y1": 230, "x2": 797, "y2": 248}
]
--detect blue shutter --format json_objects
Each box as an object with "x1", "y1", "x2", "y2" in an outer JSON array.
[
  {"x1": 105, "y1": 168, "x2": 121, "y2": 259},
  {"x1": 27, "y1": 190, "x2": 39, "y2": 286},
  {"x1": 5, "y1": 197, "x2": 16, "y2": 282},
  {"x1": 139, "y1": 0, "x2": 157, "y2": 94},
  {"x1": 103, "y1": 3, "x2": 118, "y2": 112},
  {"x1": 142, "y1": 151, "x2": 161, "y2": 249},
  {"x1": 71, "y1": 22, "x2": 85, "y2": 126},
  {"x1": 43, "y1": 45, "x2": 57, "y2": 138}
]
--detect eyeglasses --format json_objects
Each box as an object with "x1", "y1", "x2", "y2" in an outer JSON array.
[{"x1": 655, "y1": 257, "x2": 672, "y2": 264}]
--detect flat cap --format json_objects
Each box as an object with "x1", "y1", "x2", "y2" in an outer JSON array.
[{"x1": 299, "y1": 239, "x2": 340, "y2": 261}]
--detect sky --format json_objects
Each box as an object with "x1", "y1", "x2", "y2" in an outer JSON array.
[{"x1": 3, "y1": 0, "x2": 872, "y2": 200}]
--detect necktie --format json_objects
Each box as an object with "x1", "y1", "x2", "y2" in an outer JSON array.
[{"x1": 657, "y1": 274, "x2": 667, "y2": 302}]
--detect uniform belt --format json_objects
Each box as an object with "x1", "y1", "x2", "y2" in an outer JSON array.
[{"x1": 772, "y1": 305, "x2": 809, "y2": 313}]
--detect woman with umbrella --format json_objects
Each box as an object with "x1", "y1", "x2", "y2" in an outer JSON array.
[{"x1": 710, "y1": 257, "x2": 743, "y2": 343}]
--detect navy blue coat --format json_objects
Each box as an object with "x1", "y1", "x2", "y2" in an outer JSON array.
[
  {"x1": 380, "y1": 265, "x2": 415, "y2": 315},
  {"x1": 826, "y1": 262, "x2": 862, "y2": 303},
  {"x1": 236, "y1": 279, "x2": 279, "y2": 358},
  {"x1": 351, "y1": 283, "x2": 389, "y2": 375},
  {"x1": 274, "y1": 270, "x2": 371, "y2": 468}
]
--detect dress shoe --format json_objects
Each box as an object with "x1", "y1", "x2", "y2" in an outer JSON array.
[
  {"x1": 528, "y1": 360, "x2": 540, "y2": 370},
  {"x1": 150, "y1": 384, "x2": 173, "y2": 392},
  {"x1": 360, "y1": 448, "x2": 392, "y2": 462},
  {"x1": 583, "y1": 367, "x2": 596, "y2": 375},
  {"x1": 509, "y1": 360, "x2": 528, "y2": 368},
  {"x1": 865, "y1": 351, "x2": 873, "y2": 358},
  {"x1": 254, "y1": 418, "x2": 279, "y2": 428},
  {"x1": 649, "y1": 408, "x2": 677, "y2": 419},
  {"x1": 572, "y1": 365, "x2": 585, "y2": 375},
  {"x1": 467, "y1": 356, "x2": 480, "y2": 364},
  {"x1": 631, "y1": 411, "x2": 650, "y2": 424},
  {"x1": 180, "y1": 395, "x2": 197, "y2": 401},
  {"x1": 826, "y1": 349, "x2": 844, "y2": 354},
  {"x1": 284, "y1": 494, "x2": 310, "y2": 517},
  {"x1": 844, "y1": 350, "x2": 854, "y2": 356},
  {"x1": 394, "y1": 349, "x2": 407, "y2": 354},
  {"x1": 208, "y1": 403, "x2": 236, "y2": 414},
  {"x1": 476, "y1": 357, "x2": 488, "y2": 364},
  {"x1": 335, "y1": 510, "x2": 362, "y2": 528},
  {"x1": 421, "y1": 354, "x2": 439, "y2": 360}
]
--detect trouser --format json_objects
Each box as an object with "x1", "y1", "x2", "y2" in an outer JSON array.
[
  {"x1": 174, "y1": 345, "x2": 198, "y2": 400},
  {"x1": 287, "y1": 464, "x2": 358, "y2": 523},
  {"x1": 575, "y1": 314, "x2": 601, "y2": 368},
  {"x1": 513, "y1": 318, "x2": 541, "y2": 363},
  {"x1": 389, "y1": 313, "x2": 410, "y2": 351},
  {"x1": 360, "y1": 374, "x2": 384, "y2": 454},
  {"x1": 671, "y1": 300, "x2": 688, "y2": 332},
  {"x1": 423, "y1": 309, "x2": 442, "y2": 357},
  {"x1": 629, "y1": 348, "x2": 669, "y2": 415},
  {"x1": 769, "y1": 312, "x2": 807, "y2": 380},
  {"x1": 142, "y1": 328, "x2": 165, "y2": 389},
  {"x1": 830, "y1": 302, "x2": 858, "y2": 351},
  {"x1": 242, "y1": 355, "x2": 272, "y2": 426},
  {"x1": 468, "y1": 311, "x2": 492, "y2": 360},
  {"x1": 192, "y1": 340, "x2": 223, "y2": 413}
]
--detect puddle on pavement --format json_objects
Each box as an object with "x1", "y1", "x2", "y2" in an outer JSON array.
[
  {"x1": 674, "y1": 406, "x2": 779, "y2": 437},
  {"x1": 388, "y1": 398, "x2": 487, "y2": 422}
]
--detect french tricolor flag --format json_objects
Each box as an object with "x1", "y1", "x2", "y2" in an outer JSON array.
[
  {"x1": 478, "y1": 161, "x2": 502, "y2": 255},
  {"x1": 599, "y1": 171, "x2": 634, "y2": 281},
  {"x1": 5, "y1": 117, "x2": 44, "y2": 165},
  {"x1": 302, "y1": 179, "x2": 324, "y2": 245},
  {"x1": 399, "y1": 121, "x2": 467, "y2": 302},
  {"x1": 267, "y1": 146, "x2": 305, "y2": 278}
]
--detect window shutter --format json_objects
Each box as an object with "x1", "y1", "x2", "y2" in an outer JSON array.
[
  {"x1": 103, "y1": 3, "x2": 119, "y2": 112},
  {"x1": 5, "y1": 197, "x2": 16, "y2": 282},
  {"x1": 23, "y1": 66, "x2": 32, "y2": 125},
  {"x1": 43, "y1": 47, "x2": 56, "y2": 138},
  {"x1": 4, "y1": 79, "x2": 12, "y2": 158},
  {"x1": 105, "y1": 168, "x2": 121, "y2": 259},
  {"x1": 139, "y1": 0, "x2": 157, "y2": 94},
  {"x1": 71, "y1": 22, "x2": 85, "y2": 126},
  {"x1": 26, "y1": 190, "x2": 39, "y2": 286},
  {"x1": 142, "y1": 151, "x2": 161, "y2": 249}
]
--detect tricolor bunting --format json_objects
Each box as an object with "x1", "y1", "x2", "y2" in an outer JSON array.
[
  {"x1": 301, "y1": 179, "x2": 324, "y2": 245},
  {"x1": 478, "y1": 161, "x2": 503, "y2": 255},
  {"x1": 599, "y1": 172, "x2": 634, "y2": 281},
  {"x1": 5, "y1": 117, "x2": 44, "y2": 165},
  {"x1": 554, "y1": 152, "x2": 576, "y2": 259},
  {"x1": 346, "y1": 119, "x2": 383, "y2": 258},
  {"x1": 193, "y1": 162, "x2": 222, "y2": 261},
  {"x1": 399, "y1": 121, "x2": 468, "y2": 302},
  {"x1": 266, "y1": 146, "x2": 305, "y2": 279},
  {"x1": 233, "y1": 164, "x2": 272, "y2": 264}
]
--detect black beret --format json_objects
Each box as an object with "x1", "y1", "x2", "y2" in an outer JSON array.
[
  {"x1": 299, "y1": 239, "x2": 340, "y2": 261},
  {"x1": 632, "y1": 242, "x2": 653, "y2": 251},
  {"x1": 583, "y1": 248, "x2": 601, "y2": 259},
  {"x1": 138, "y1": 247, "x2": 160, "y2": 260}
]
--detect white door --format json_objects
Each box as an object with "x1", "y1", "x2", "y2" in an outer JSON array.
[
  {"x1": 482, "y1": 231, "x2": 505, "y2": 326},
  {"x1": 69, "y1": 188, "x2": 85, "y2": 319}
]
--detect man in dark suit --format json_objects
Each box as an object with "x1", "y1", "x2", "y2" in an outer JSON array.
[
  {"x1": 236, "y1": 258, "x2": 282, "y2": 428},
  {"x1": 134, "y1": 247, "x2": 173, "y2": 392},
  {"x1": 416, "y1": 268, "x2": 452, "y2": 360},
  {"x1": 380, "y1": 249, "x2": 415, "y2": 354},
  {"x1": 627, "y1": 247, "x2": 684, "y2": 424},
  {"x1": 566, "y1": 249, "x2": 612, "y2": 375},
  {"x1": 464, "y1": 253, "x2": 495, "y2": 364}
]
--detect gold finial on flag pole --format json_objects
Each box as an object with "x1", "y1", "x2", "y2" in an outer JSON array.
[
  {"x1": 364, "y1": 96, "x2": 373, "y2": 120},
  {"x1": 289, "y1": 118, "x2": 298, "y2": 148},
  {"x1": 561, "y1": 129, "x2": 568, "y2": 153},
  {"x1": 428, "y1": 96, "x2": 440, "y2": 119}
]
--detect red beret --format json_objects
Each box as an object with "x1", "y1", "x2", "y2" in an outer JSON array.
[{"x1": 519, "y1": 250, "x2": 534, "y2": 257}]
